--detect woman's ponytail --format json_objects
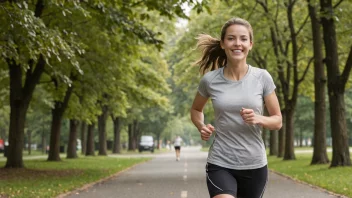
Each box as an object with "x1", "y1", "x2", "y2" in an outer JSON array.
[{"x1": 194, "y1": 34, "x2": 227, "y2": 75}]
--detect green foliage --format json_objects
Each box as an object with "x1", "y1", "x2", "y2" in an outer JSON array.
[
  {"x1": 345, "y1": 89, "x2": 352, "y2": 144},
  {"x1": 25, "y1": 85, "x2": 52, "y2": 145},
  {"x1": 0, "y1": 2, "x2": 81, "y2": 69},
  {"x1": 161, "y1": 116, "x2": 202, "y2": 145},
  {"x1": 0, "y1": 105, "x2": 10, "y2": 139},
  {"x1": 294, "y1": 96, "x2": 314, "y2": 142}
]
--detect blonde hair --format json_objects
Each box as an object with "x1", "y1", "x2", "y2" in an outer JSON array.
[{"x1": 195, "y1": 17, "x2": 254, "y2": 74}]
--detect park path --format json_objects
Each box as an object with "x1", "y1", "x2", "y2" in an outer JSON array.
[{"x1": 60, "y1": 146, "x2": 346, "y2": 198}]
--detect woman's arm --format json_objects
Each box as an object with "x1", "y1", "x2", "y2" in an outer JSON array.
[
  {"x1": 190, "y1": 92, "x2": 214, "y2": 140},
  {"x1": 190, "y1": 92, "x2": 208, "y2": 130},
  {"x1": 240, "y1": 91, "x2": 282, "y2": 130}
]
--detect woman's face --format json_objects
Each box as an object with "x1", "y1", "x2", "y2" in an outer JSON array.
[{"x1": 220, "y1": 24, "x2": 253, "y2": 62}]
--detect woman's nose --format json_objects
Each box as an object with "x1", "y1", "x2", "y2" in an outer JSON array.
[{"x1": 233, "y1": 39, "x2": 241, "y2": 46}]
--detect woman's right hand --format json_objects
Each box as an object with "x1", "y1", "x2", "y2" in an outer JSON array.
[{"x1": 199, "y1": 124, "x2": 215, "y2": 141}]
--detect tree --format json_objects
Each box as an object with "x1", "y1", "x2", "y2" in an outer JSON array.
[
  {"x1": 307, "y1": 0, "x2": 329, "y2": 164},
  {"x1": 1, "y1": 1, "x2": 81, "y2": 168},
  {"x1": 256, "y1": 0, "x2": 313, "y2": 160},
  {"x1": 320, "y1": 0, "x2": 352, "y2": 167},
  {"x1": 1, "y1": 0, "x2": 211, "y2": 167}
]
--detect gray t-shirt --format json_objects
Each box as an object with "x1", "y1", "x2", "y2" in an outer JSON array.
[{"x1": 198, "y1": 65, "x2": 276, "y2": 170}]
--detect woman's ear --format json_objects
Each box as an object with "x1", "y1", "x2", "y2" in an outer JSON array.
[{"x1": 220, "y1": 40, "x2": 224, "y2": 49}]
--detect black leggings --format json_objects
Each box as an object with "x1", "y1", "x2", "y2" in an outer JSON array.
[{"x1": 206, "y1": 163, "x2": 268, "y2": 198}]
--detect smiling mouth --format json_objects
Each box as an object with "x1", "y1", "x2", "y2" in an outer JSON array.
[{"x1": 231, "y1": 49, "x2": 243, "y2": 53}]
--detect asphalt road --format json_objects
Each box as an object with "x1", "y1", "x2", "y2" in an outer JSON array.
[{"x1": 62, "y1": 146, "x2": 344, "y2": 198}]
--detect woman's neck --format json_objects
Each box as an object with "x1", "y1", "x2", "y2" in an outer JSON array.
[{"x1": 224, "y1": 60, "x2": 249, "y2": 81}]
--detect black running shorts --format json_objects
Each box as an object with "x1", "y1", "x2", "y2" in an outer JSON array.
[
  {"x1": 174, "y1": 146, "x2": 181, "y2": 150},
  {"x1": 206, "y1": 163, "x2": 268, "y2": 198}
]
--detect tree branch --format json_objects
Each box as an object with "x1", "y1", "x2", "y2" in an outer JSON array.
[
  {"x1": 246, "y1": 1, "x2": 258, "y2": 20},
  {"x1": 333, "y1": 0, "x2": 344, "y2": 9},
  {"x1": 341, "y1": 45, "x2": 352, "y2": 88},
  {"x1": 295, "y1": 15, "x2": 309, "y2": 37},
  {"x1": 298, "y1": 57, "x2": 314, "y2": 84},
  {"x1": 296, "y1": 44, "x2": 304, "y2": 56},
  {"x1": 23, "y1": 55, "x2": 45, "y2": 102},
  {"x1": 34, "y1": 0, "x2": 44, "y2": 18}
]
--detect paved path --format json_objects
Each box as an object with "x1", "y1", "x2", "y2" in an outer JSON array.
[{"x1": 60, "y1": 147, "x2": 345, "y2": 198}]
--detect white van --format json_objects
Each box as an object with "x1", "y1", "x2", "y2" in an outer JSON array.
[{"x1": 138, "y1": 136, "x2": 154, "y2": 153}]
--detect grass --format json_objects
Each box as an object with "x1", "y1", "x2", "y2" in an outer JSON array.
[
  {"x1": 0, "y1": 156, "x2": 151, "y2": 198},
  {"x1": 267, "y1": 153, "x2": 352, "y2": 197}
]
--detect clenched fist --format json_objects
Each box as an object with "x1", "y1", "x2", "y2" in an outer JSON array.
[
  {"x1": 240, "y1": 107, "x2": 260, "y2": 125},
  {"x1": 199, "y1": 124, "x2": 215, "y2": 141}
]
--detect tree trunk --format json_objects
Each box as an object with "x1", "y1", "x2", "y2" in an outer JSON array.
[
  {"x1": 328, "y1": 93, "x2": 351, "y2": 166},
  {"x1": 6, "y1": 100, "x2": 26, "y2": 168},
  {"x1": 132, "y1": 120, "x2": 139, "y2": 150},
  {"x1": 157, "y1": 135, "x2": 161, "y2": 150},
  {"x1": 5, "y1": 56, "x2": 45, "y2": 168},
  {"x1": 27, "y1": 130, "x2": 32, "y2": 155},
  {"x1": 47, "y1": 104, "x2": 63, "y2": 161},
  {"x1": 112, "y1": 117, "x2": 121, "y2": 154},
  {"x1": 86, "y1": 124, "x2": 95, "y2": 156},
  {"x1": 47, "y1": 85, "x2": 74, "y2": 161},
  {"x1": 67, "y1": 119, "x2": 79, "y2": 159},
  {"x1": 284, "y1": 106, "x2": 296, "y2": 160},
  {"x1": 128, "y1": 124, "x2": 134, "y2": 151},
  {"x1": 320, "y1": 0, "x2": 351, "y2": 167},
  {"x1": 269, "y1": 130, "x2": 278, "y2": 156},
  {"x1": 98, "y1": 105, "x2": 108, "y2": 156},
  {"x1": 308, "y1": 0, "x2": 329, "y2": 164},
  {"x1": 80, "y1": 122, "x2": 87, "y2": 155}
]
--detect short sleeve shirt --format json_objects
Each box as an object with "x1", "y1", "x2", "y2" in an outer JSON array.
[
  {"x1": 198, "y1": 65, "x2": 276, "y2": 169},
  {"x1": 174, "y1": 137, "x2": 182, "y2": 147}
]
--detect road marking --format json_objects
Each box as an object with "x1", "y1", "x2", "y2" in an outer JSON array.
[
  {"x1": 183, "y1": 175, "x2": 187, "y2": 181},
  {"x1": 181, "y1": 191, "x2": 188, "y2": 198}
]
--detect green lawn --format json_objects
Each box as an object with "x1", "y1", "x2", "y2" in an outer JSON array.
[
  {"x1": 268, "y1": 153, "x2": 352, "y2": 197},
  {"x1": 0, "y1": 156, "x2": 150, "y2": 198}
]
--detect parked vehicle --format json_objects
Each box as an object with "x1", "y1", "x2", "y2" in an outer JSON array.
[
  {"x1": 0, "y1": 139, "x2": 4, "y2": 153},
  {"x1": 138, "y1": 136, "x2": 154, "y2": 153}
]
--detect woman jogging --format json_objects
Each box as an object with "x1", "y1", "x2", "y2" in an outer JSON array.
[
  {"x1": 174, "y1": 135, "x2": 182, "y2": 161},
  {"x1": 190, "y1": 17, "x2": 282, "y2": 198}
]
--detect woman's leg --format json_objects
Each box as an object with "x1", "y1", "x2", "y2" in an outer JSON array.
[
  {"x1": 206, "y1": 163, "x2": 237, "y2": 198},
  {"x1": 177, "y1": 147, "x2": 181, "y2": 159},
  {"x1": 175, "y1": 147, "x2": 180, "y2": 160},
  {"x1": 235, "y1": 165, "x2": 268, "y2": 198}
]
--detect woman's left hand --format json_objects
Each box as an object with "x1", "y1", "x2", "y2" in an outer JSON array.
[{"x1": 240, "y1": 107, "x2": 261, "y2": 125}]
